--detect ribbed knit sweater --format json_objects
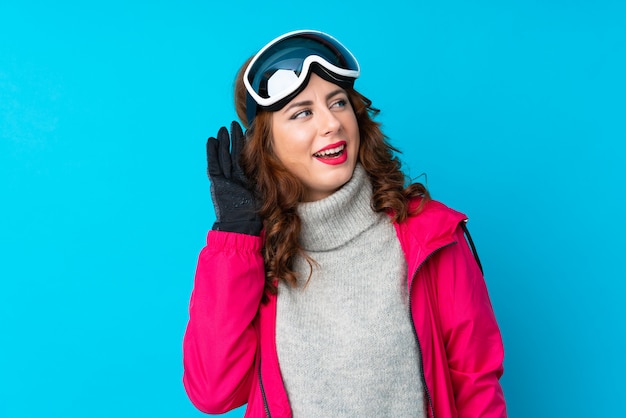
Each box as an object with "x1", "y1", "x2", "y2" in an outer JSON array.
[{"x1": 275, "y1": 165, "x2": 426, "y2": 417}]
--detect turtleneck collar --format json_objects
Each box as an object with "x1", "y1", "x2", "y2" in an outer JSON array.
[{"x1": 297, "y1": 164, "x2": 383, "y2": 252}]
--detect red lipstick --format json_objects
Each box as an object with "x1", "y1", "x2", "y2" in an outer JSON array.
[{"x1": 313, "y1": 141, "x2": 348, "y2": 165}]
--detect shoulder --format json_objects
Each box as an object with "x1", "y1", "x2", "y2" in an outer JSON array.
[
  {"x1": 393, "y1": 198, "x2": 468, "y2": 257},
  {"x1": 405, "y1": 198, "x2": 467, "y2": 235}
]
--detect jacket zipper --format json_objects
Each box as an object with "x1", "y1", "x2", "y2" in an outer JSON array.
[
  {"x1": 258, "y1": 355, "x2": 272, "y2": 418},
  {"x1": 408, "y1": 242, "x2": 456, "y2": 418}
]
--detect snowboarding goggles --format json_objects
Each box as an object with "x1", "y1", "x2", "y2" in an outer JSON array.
[{"x1": 243, "y1": 30, "x2": 360, "y2": 124}]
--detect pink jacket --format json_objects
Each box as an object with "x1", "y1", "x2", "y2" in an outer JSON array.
[{"x1": 183, "y1": 199, "x2": 506, "y2": 417}]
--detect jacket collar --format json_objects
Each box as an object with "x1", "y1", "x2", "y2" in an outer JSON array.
[{"x1": 392, "y1": 199, "x2": 467, "y2": 282}]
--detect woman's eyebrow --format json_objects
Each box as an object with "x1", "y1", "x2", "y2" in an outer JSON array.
[
  {"x1": 326, "y1": 88, "x2": 346, "y2": 101},
  {"x1": 282, "y1": 89, "x2": 347, "y2": 114},
  {"x1": 283, "y1": 100, "x2": 313, "y2": 113}
]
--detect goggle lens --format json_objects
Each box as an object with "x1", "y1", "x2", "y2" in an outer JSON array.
[{"x1": 243, "y1": 31, "x2": 360, "y2": 123}]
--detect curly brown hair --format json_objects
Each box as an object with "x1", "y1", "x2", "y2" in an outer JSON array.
[{"x1": 234, "y1": 58, "x2": 430, "y2": 299}]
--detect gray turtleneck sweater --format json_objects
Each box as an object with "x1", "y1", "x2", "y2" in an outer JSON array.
[{"x1": 275, "y1": 165, "x2": 426, "y2": 417}]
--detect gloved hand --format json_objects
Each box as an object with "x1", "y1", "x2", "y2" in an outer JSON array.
[{"x1": 206, "y1": 121, "x2": 262, "y2": 236}]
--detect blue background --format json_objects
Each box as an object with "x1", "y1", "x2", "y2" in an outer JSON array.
[{"x1": 2, "y1": 1, "x2": 624, "y2": 417}]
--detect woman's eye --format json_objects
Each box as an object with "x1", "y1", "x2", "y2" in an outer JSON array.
[
  {"x1": 292, "y1": 109, "x2": 312, "y2": 119},
  {"x1": 331, "y1": 99, "x2": 347, "y2": 109}
]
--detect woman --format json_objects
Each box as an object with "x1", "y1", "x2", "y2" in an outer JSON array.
[{"x1": 183, "y1": 30, "x2": 506, "y2": 418}]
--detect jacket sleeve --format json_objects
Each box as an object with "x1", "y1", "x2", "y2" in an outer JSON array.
[
  {"x1": 434, "y1": 225, "x2": 507, "y2": 417},
  {"x1": 183, "y1": 230, "x2": 265, "y2": 414}
]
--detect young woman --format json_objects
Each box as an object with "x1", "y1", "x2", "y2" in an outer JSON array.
[{"x1": 183, "y1": 30, "x2": 506, "y2": 418}]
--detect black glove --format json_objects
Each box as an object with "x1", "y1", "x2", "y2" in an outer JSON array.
[{"x1": 206, "y1": 121, "x2": 262, "y2": 235}]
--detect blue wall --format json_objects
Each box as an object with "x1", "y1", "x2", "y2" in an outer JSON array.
[{"x1": 1, "y1": 1, "x2": 624, "y2": 417}]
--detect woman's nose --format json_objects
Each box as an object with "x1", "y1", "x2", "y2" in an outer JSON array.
[{"x1": 319, "y1": 108, "x2": 341, "y2": 136}]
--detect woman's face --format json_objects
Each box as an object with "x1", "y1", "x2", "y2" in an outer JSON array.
[{"x1": 271, "y1": 73, "x2": 360, "y2": 202}]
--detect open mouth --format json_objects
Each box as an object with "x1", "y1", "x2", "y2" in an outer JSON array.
[{"x1": 313, "y1": 144, "x2": 345, "y2": 159}]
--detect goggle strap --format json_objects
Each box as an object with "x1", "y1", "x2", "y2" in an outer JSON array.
[{"x1": 246, "y1": 93, "x2": 257, "y2": 127}]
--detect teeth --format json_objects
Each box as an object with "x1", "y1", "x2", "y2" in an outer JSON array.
[{"x1": 314, "y1": 144, "x2": 345, "y2": 157}]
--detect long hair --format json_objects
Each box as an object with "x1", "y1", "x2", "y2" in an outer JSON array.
[{"x1": 234, "y1": 59, "x2": 430, "y2": 299}]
